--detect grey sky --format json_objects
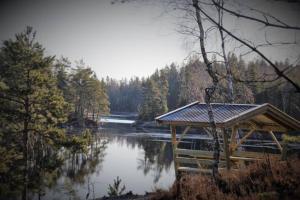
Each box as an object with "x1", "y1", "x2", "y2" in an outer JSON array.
[{"x1": 0, "y1": 0, "x2": 299, "y2": 79}]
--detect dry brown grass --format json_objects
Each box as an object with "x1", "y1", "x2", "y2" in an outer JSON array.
[{"x1": 151, "y1": 157, "x2": 300, "y2": 200}]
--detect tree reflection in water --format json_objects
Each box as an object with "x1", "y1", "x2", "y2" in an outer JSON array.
[
  {"x1": 99, "y1": 128, "x2": 214, "y2": 184},
  {"x1": 136, "y1": 138, "x2": 173, "y2": 183},
  {"x1": 1, "y1": 128, "x2": 178, "y2": 199},
  {"x1": 102, "y1": 133, "x2": 174, "y2": 184},
  {"x1": 27, "y1": 133, "x2": 109, "y2": 200}
]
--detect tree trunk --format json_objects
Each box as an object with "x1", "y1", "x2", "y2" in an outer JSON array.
[
  {"x1": 192, "y1": 0, "x2": 220, "y2": 180},
  {"x1": 22, "y1": 98, "x2": 29, "y2": 200}
]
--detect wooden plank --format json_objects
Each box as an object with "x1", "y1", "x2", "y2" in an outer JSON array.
[
  {"x1": 176, "y1": 148, "x2": 225, "y2": 159},
  {"x1": 222, "y1": 128, "x2": 231, "y2": 170},
  {"x1": 232, "y1": 151, "x2": 280, "y2": 159},
  {"x1": 178, "y1": 167, "x2": 212, "y2": 174},
  {"x1": 176, "y1": 157, "x2": 227, "y2": 167},
  {"x1": 176, "y1": 148, "x2": 280, "y2": 160},
  {"x1": 171, "y1": 126, "x2": 179, "y2": 179},
  {"x1": 178, "y1": 167, "x2": 227, "y2": 174},
  {"x1": 268, "y1": 131, "x2": 283, "y2": 152},
  {"x1": 230, "y1": 156, "x2": 261, "y2": 161}
]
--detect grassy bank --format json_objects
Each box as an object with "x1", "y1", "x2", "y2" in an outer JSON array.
[{"x1": 152, "y1": 157, "x2": 300, "y2": 200}]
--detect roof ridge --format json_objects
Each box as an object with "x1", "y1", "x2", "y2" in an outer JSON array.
[
  {"x1": 198, "y1": 102, "x2": 260, "y2": 106},
  {"x1": 155, "y1": 101, "x2": 199, "y2": 120}
]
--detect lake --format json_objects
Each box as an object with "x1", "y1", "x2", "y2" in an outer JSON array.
[
  {"x1": 25, "y1": 114, "x2": 290, "y2": 200},
  {"x1": 30, "y1": 126, "x2": 176, "y2": 200}
]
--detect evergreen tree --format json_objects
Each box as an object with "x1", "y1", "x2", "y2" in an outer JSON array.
[
  {"x1": 53, "y1": 57, "x2": 73, "y2": 104},
  {"x1": 68, "y1": 62, "x2": 110, "y2": 125},
  {"x1": 246, "y1": 61, "x2": 260, "y2": 95},
  {"x1": 139, "y1": 77, "x2": 168, "y2": 121},
  {"x1": 166, "y1": 63, "x2": 180, "y2": 110},
  {"x1": 0, "y1": 27, "x2": 69, "y2": 199}
]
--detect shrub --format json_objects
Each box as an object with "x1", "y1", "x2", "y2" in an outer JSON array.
[{"x1": 151, "y1": 157, "x2": 300, "y2": 200}]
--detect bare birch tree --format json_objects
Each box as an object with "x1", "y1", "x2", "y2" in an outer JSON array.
[{"x1": 191, "y1": 0, "x2": 221, "y2": 180}]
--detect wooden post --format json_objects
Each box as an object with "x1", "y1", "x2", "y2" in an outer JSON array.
[
  {"x1": 281, "y1": 142, "x2": 288, "y2": 160},
  {"x1": 229, "y1": 126, "x2": 238, "y2": 152},
  {"x1": 268, "y1": 131, "x2": 283, "y2": 152},
  {"x1": 222, "y1": 128, "x2": 231, "y2": 170},
  {"x1": 171, "y1": 125, "x2": 179, "y2": 179}
]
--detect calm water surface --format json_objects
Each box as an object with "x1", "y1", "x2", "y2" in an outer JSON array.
[
  {"x1": 27, "y1": 116, "x2": 288, "y2": 200},
  {"x1": 34, "y1": 128, "x2": 176, "y2": 200}
]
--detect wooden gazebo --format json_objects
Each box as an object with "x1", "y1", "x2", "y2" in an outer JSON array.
[{"x1": 155, "y1": 102, "x2": 300, "y2": 177}]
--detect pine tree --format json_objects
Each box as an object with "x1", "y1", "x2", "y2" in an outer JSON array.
[
  {"x1": 0, "y1": 27, "x2": 70, "y2": 199},
  {"x1": 139, "y1": 69, "x2": 169, "y2": 121}
]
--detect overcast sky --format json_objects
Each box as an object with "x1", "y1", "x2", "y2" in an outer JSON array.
[{"x1": 0, "y1": 0, "x2": 299, "y2": 79}]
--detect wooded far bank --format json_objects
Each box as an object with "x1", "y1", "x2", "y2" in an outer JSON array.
[{"x1": 106, "y1": 55, "x2": 300, "y2": 121}]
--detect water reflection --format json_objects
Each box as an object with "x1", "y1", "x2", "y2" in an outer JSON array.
[
  {"x1": 98, "y1": 131, "x2": 174, "y2": 184},
  {"x1": 30, "y1": 134, "x2": 109, "y2": 200},
  {"x1": 3, "y1": 121, "x2": 291, "y2": 200},
  {"x1": 25, "y1": 129, "x2": 175, "y2": 200},
  {"x1": 62, "y1": 136, "x2": 108, "y2": 184},
  {"x1": 0, "y1": 127, "x2": 177, "y2": 200}
]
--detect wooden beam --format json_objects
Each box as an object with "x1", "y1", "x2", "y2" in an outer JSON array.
[
  {"x1": 177, "y1": 126, "x2": 191, "y2": 145},
  {"x1": 265, "y1": 105, "x2": 300, "y2": 130},
  {"x1": 230, "y1": 156, "x2": 261, "y2": 161},
  {"x1": 176, "y1": 149, "x2": 279, "y2": 161},
  {"x1": 176, "y1": 148, "x2": 225, "y2": 159},
  {"x1": 264, "y1": 112, "x2": 294, "y2": 131},
  {"x1": 281, "y1": 141, "x2": 288, "y2": 161},
  {"x1": 177, "y1": 157, "x2": 227, "y2": 167},
  {"x1": 203, "y1": 127, "x2": 213, "y2": 138},
  {"x1": 178, "y1": 167, "x2": 213, "y2": 174},
  {"x1": 268, "y1": 131, "x2": 283, "y2": 152},
  {"x1": 178, "y1": 167, "x2": 229, "y2": 174},
  {"x1": 236, "y1": 122, "x2": 287, "y2": 132},
  {"x1": 171, "y1": 126, "x2": 179, "y2": 179},
  {"x1": 232, "y1": 151, "x2": 280, "y2": 159},
  {"x1": 222, "y1": 128, "x2": 231, "y2": 170},
  {"x1": 229, "y1": 126, "x2": 238, "y2": 152},
  {"x1": 232, "y1": 128, "x2": 255, "y2": 151}
]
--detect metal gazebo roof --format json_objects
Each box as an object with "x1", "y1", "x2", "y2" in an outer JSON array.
[{"x1": 156, "y1": 102, "x2": 300, "y2": 131}]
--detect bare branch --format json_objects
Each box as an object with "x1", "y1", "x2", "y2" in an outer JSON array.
[
  {"x1": 211, "y1": 0, "x2": 300, "y2": 30},
  {"x1": 194, "y1": 2, "x2": 300, "y2": 92},
  {"x1": 215, "y1": 0, "x2": 234, "y2": 103}
]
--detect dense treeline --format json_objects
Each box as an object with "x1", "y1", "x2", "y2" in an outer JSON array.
[
  {"x1": 106, "y1": 77, "x2": 142, "y2": 113},
  {"x1": 54, "y1": 58, "x2": 110, "y2": 126},
  {"x1": 106, "y1": 54, "x2": 300, "y2": 120},
  {"x1": 0, "y1": 27, "x2": 110, "y2": 199}
]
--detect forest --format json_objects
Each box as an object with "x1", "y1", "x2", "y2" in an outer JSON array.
[{"x1": 106, "y1": 54, "x2": 300, "y2": 120}]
